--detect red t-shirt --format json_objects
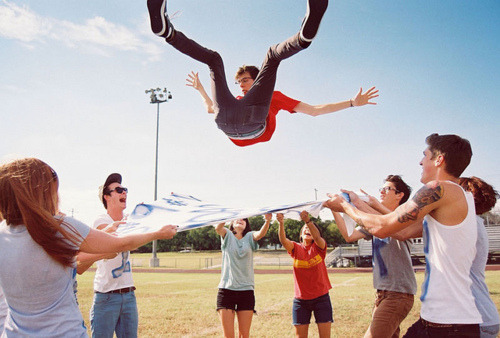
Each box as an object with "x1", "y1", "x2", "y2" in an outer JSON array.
[
  {"x1": 289, "y1": 241, "x2": 332, "y2": 300},
  {"x1": 230, "y1": 91, "x2": 300, "y2": 147}
]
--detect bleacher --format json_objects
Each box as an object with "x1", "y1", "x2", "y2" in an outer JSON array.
[
  {"x1": 327, "y1": 223, "x2": 500, "y2": 267},
  {"x1": 486, "y1": 225, "x2": 500, "y2": 262}
]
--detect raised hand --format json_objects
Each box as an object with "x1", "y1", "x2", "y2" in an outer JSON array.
[
  {"x1": 157, "y1": 225, "x2": 178, "y2": 239},
  {"x1": 360, "y1": 188, "x2": 378, "y2": 206},
  {"x1": 300, "y1": 210, "x2": 310, "y2": 222},
  {"x1": 323, "y1": 193, "x2": 346, "y2": 212},
  {"x1": 186, "y1": 71, "x2": 203, "y2": 91},
  {"x1": 352, "y1": 86, "x2": 379, "y2": 106}
]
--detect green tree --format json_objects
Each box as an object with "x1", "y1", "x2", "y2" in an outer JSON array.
[{"x1": 187, "y1": 226, "x2": 220, "y2": 250}]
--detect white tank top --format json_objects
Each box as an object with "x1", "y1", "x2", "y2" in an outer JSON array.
[{"x1": 420, "y1": 182, "x2": 482, "y2": 324}]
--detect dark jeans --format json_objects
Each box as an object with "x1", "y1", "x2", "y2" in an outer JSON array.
[
  {"x1": 403, "y1": 318, "x2": 480, "y2": 338},
  {"x1": 167, "y1": 30, "x2": 304, "y2": 136}
]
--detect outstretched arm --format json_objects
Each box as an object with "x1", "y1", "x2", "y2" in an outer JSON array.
[
  {"x1": 186, "y1": 71, "x2": 215, "y2": 114},
  {"x1": 359, "y1": 188, "x2": 392, "y2": 214},
  {"x1": 79, "y1": 225, "x2": 177, "y2": 254},
  {"x1": 325, "y1": 181, "x2": 444, "y2": 238},
  {"x1": 295, "y1": 87, "x2": 378, "y2": 117},
  {"x1": 277, "y1": 213, "x2": 294, "y2": 253},
  {"x1": 76, "y1": 252, "x2": 118, "y2": 274},
  {"x1": 331, "y1": 210, "x2": 365, "y2": 242},
  {"x1": 215, "y1": 222, "x2": 227, "y2": 238},
  {"x1": 253, "y1": 213, "x2": 272, "y2": 241}
]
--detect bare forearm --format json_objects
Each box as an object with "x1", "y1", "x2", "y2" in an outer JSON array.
[
  {"x1": 76, "y1": 252, "x2": 114, "y2": 274},
  {"x1": 278, "y1": 222, "x2": 294, "y2": 252},
  {"x1": 307, "y1": 221, "x2": 326, "y2": 249},
  {"x1": 215, "y1": 223, "x2": 227, "y2": 237},
  {"x1": 368, "y1": 199, "x2": 392, "y2": 214},
  {"x1": 80, "y1": 230, "x2": 160, "y2": 254},
  {"x1": 332, "y1": 211, "x2": 361, "y2": 242},
  {"x1": 296, "y1": 101, "x2": 352, "y2": 117},
  {"x1": 197, "y1": 86, "x2": 215, "y2": 114},
  {"x1": 254, "y1": 220, "x2": 270, "y2": 241}
]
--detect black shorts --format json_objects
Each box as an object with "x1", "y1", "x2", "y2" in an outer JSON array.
[{"x1": 216, "y1": 288, "x2": 255, "y2": 312}]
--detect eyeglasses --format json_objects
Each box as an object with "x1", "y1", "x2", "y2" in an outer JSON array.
[
  {"x1": 379, "y1": 186, "x2": 399, "y2": 194},
  {"x1": 235, "y1": 77, "x2": 252, "y2": 85},
  {"x1": 109, "y1": 187, "x2": 128, "y2": 194}
]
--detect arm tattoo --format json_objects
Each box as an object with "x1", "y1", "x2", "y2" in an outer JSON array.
[{"x1": 397, "y1": 182, "x2": 443, "y2": 223}]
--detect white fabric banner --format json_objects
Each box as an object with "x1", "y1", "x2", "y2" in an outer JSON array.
[{"x1": 116, "y1": 192, "x2": 326, "y2": 235}]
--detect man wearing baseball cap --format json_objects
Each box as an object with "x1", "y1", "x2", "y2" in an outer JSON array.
[{"x1": 90, "y1": 173, "x2": 138, "y2": 338}]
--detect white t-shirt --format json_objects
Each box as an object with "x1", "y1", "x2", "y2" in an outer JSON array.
[
  {"x1": 93, "y1": 214, "x2": 134, "y2": 293},
  {"x1": 0, "y1": 217, "x2": 89, "y2": 337}
]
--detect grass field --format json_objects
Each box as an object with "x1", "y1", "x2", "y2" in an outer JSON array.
[
  {"x1": 76, "y1": 257, "x2": 500, "y2": 337},
  {"x1": 128, "y1": 251, "x2": 296, "y2": 270}
]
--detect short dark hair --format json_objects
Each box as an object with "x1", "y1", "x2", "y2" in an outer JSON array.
[
  {"x1": 229, "y1": 218, "x2": 252, "y2": 237},
  {"x1": 458, "y1": 176, "x2": 499, "y2": 215},
  {"x1": 385, "y1": 175, "x2": 412, "y2": 205},
  {"x1": 425, "y1": 133, "x2": 472, "y2": 178},
  {"x1": 100, "y1": 173, "x2": 122, "y2": 209},
  {"x1": 235, "y1": 65, "x2": 259, "y2": 80}
]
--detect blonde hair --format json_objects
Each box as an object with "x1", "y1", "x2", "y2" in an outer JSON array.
[{"x1": 0, "y1": 158, "x2": 82, "y2": 267}]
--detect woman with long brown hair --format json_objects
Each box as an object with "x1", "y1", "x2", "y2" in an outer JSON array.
[{"x1": 0, "y1": 158, "x2": 177, "y2": 337}]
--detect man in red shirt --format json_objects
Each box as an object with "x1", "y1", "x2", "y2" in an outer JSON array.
[
  {"x1": 187, "y1": 67, "x2": 378, "y2": 146},
  {"x1": 148, "y1": 0, "x2": 379, "y2": 146}
]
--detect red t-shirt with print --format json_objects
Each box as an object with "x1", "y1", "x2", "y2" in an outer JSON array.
[
  {"x1": 289, "y1": 241, "x2": 332, "y2": 300},
  {"x1": 230, "y1": 91, "x2": 300, "y2": 147}
]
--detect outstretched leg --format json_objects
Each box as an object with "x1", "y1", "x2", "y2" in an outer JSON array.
[
  {"x1": 243, "y1": 0, "x2": 328, "y2": 106},
  {"x1": 147, "y1": 0, "x2": 236, "y2": 108},
  {"x1": 299, "y1": 0, "x2": 329, "y2": 46}
]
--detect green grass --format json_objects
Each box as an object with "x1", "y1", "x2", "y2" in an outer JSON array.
[{"x1": 76, "y1": 269, "x2": 500, "y2": 337}]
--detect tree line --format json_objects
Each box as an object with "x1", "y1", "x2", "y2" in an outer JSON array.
[
  {"x1": 136, "y1": 211, "x2": 500, "y2": 253},
  {"x1": 136, "y1": 215, "x2": 347, "y2": 252}
]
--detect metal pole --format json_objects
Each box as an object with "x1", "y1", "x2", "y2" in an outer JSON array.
[
  {"x1": 145, "y1": 87, "x2": 171, "y2": 268},
  {"x1": 150, "y1": 102, "x2": 160, "y2": 267}
]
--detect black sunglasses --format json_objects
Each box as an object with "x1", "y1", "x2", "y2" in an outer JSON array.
[{"x1": 109, "y1": 186, "x2": 128, "y2": 194}]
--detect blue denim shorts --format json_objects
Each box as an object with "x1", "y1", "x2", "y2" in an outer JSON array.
[{"x1": 292, "y1": 293, "x2": 333, "y2": 325}]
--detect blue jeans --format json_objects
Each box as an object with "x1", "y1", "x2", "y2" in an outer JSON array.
[
  {"x1": 168, "y1": 30, "x2": 304, "y2": 136},
  {"x1": 480, "y1": 324, "x2": 500, "y2": 338},
  {"x1": 90, "y1": 291, "x2": 138, "y2": 338}
]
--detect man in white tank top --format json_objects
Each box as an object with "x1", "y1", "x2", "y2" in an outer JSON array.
[{"x1": 325, "y1": 133, "x2": 481, "y2": 337}]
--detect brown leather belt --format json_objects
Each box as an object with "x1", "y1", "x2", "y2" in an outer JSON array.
[
  {"x1": 97, "y1": 286, "x2": 136, "y2": 294},
  {"x1": 420, "y1": 318, "x2": 477, "y2": 329}
]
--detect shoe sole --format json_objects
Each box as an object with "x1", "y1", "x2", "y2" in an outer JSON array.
[
  {"x1": 148, "y1": 0, "x2": 167, "y2": 36},
  {"x1": 300, "y1": 0, "x2": 328, "y2": 42}
]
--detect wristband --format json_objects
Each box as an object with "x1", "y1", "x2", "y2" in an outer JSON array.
[{"x1": 350, "y1": 99, "x2": 354, "y2": 107}]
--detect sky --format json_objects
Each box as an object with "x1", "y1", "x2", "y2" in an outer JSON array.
[{"x1": 1, "y1": 0, "x2": 499, "y2": 225}]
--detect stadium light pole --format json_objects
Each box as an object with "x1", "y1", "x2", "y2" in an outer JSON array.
[{"x1": 145, "y1": 87, "x2": 172, "y2": 267}]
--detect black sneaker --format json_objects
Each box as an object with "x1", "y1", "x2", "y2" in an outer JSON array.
[
  {"x1": 147, "y1": 0, "x2": 172, "y2": 38},
  {"x1": 299, "y1": 0, "x2": 328, "y2": 43}
]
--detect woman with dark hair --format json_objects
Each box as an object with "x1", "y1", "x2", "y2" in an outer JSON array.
[
  {"x1": 277, "y1": 211, "x2": 333, "y2": 338},
  {"x1": 0, "y1": 158, "x2": 177, "y2": 337},
  {"x1": 214, "y1": 214, "x2": 271, "y2": 338},
  {"x1": 459, "y1": 176, "x2": 500, "y2": 338}
]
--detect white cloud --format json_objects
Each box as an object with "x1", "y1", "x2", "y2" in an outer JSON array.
[
  {"x1": 0, "y1": 1, "x2": 51, "y2": 42},
  {"x1": 0, "y1": 1, "x2": 163, "y2": 59}
]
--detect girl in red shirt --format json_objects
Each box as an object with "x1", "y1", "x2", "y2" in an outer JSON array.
[{"x1": 278, "y1": 211, "x2": 333, "y2": 338}]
